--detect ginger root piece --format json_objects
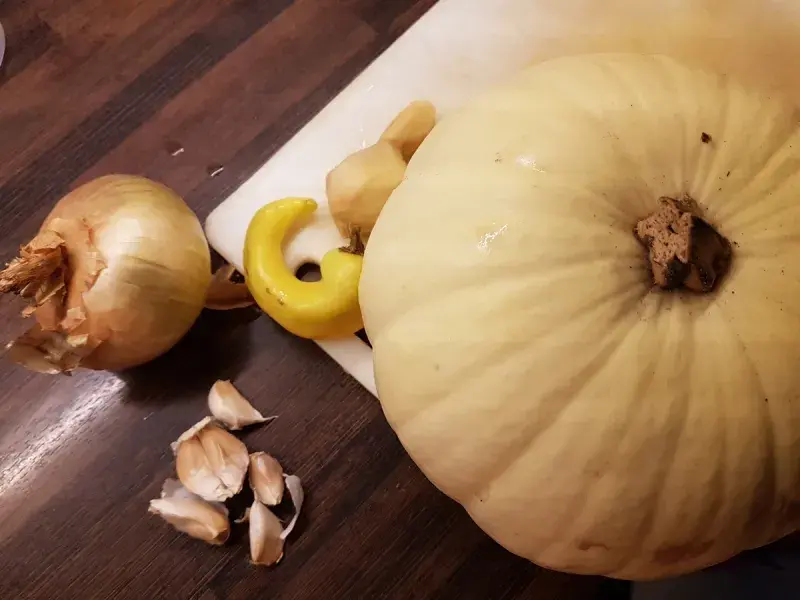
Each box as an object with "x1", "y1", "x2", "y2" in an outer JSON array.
[
  {"x1": 380, "y1": 100, "x2": 437, "y2": 162},
  {"x1": 326, "y1": 140, "x2": 407, "y2": 239}
]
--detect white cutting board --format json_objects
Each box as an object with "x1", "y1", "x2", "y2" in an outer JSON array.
[{"x1": 205, "y1": 0, "x2": 800, "y2": 397}]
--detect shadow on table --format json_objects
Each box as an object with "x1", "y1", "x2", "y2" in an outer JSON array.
[
  {"x1": 118, "y1": 306, "x2": 260, "y2": 404},
  {"x1": 632, "y1": 535, "x2": 800, "y2": 600}
]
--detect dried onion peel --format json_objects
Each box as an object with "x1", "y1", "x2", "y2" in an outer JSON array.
[
  {"x1": 205, "y1": 264, "x2": 254, "y2": 310},
  {"x1": 0, "y1": 175, "x2": 212, "y2": 373}
]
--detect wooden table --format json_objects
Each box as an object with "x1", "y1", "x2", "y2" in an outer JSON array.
[{"x1": 0, "y1": 2, "x2": 631, "y2": 598}]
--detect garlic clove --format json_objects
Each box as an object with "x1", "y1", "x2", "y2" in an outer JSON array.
[
  {"x1": 208, "y1": 380, "x2": 276, "y2": 431},
  {"x1": 249, "y1": 500, "x2": 285, "y2": 566},
  {"x1": 198, "y1": 424, "x2": 250, "y2": 494},
  {"x1": 175, "y1": 437, "x2": 231, "y2": 502},
  {"x1": 171, "y1": 416, "x2": 214, "y2": 454},
  {"x1": 205, "y1": 264, "x2": 254, "y2": 310},
  {"x1": 149, "y1": 478, "x2": 230, "y2": 545},
  {"x1": 249, "y1": 452, "x2": 285, "y2": 506},
  {"x1": 174, "y1": 418, "x2": 249, "y2": 502},
  {"x1": 280, "y1": 474, "x2": 305, "y2": 540}
]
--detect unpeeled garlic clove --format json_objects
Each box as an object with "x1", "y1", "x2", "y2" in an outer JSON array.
[
  {"x1": 208, "y1": 380, "x2": 276, "y2": 431},
  {"x1": 249, "y1": 500, "x2": 285, "y2": 566},
  {"x1": 249, "y1": 452, "x2": 285, "y2": 506},
  {"x1": 280, "y1": 474, "x2": 305, "y2": 540},
  {"x1": 171, "y1": 416, "x2": 214, "y2": 454},
  {"x1": 148, "y1": 478, "x2": 230, "y2": 545},
  {"x1": 174, "y1": 417, "x2": 249, "y2": 502}
]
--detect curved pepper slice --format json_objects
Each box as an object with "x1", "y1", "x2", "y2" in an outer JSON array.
[{"x1": 243, "y1": 197, "x2": 364, "y2": 339}]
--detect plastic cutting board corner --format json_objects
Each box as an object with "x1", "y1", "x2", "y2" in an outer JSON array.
[
  {"x1": 204, "y1": 0, "x2": 800, "y2": 397},
  {"x1": 204, "y1": 0, "x2": 548, "y2": 397}
]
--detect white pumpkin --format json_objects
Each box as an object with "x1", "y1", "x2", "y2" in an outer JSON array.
[{"x1": 359, "y1": 53, "x2": 800, "y2": 580}]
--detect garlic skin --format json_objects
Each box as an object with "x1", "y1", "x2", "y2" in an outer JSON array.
[
  {"x1": 148, "y1": 479, "x2": 230, "y2": 545},
  {"x1": 234, "y1": 507, "x2": 251, "y2": 525},
  {"x1": 174, "y1": 418, "x2": 249, "y2": 502},
  {"x1": 208, "y1": 380, "x2": 275, "y2": 431},
  {"x1": 249, "y1": 500, "x2": 285, "y2": 566},
  {"x1": 281, "y1": 474, "x2": 305, "y2": 540},
  {"x1": 171, "y1": 416, "x2": 214, "y2": 454},
  {"x1": 0, "y1": 21, "x2": 5, "y2": 69},
  {"x1": 249, "y1": 452, "x2": 285, "y2": 506}
]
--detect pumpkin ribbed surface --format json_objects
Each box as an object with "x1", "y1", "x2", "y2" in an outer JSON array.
[{"x1": 359, "y1": 53, "x2": 800, "y2": 580}]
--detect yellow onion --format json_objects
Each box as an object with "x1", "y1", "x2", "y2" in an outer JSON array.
[{"x1": 0, "y1": 175, "x2": 211, "y2": 373}]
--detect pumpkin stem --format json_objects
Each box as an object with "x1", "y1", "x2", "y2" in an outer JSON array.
[
  {"x1": 339, "y1": 228, "x2": 366, "y2": 256},
  {"x1": 635, "y1": 195, "x2": 731, "y2": 293}
]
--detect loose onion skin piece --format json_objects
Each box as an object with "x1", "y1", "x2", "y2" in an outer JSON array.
[{"x1": 1, "y1": 175, "x2": 212, "y2": 373}]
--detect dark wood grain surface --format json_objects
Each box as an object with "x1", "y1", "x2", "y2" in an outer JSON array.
[{"x1": 0, "y1": 2, "x2": 631, "y2": 598}]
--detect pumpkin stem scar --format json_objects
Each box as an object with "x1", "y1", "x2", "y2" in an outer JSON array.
[{"x1": 634, "y1": 195, "x2": 732, "y2": 293}]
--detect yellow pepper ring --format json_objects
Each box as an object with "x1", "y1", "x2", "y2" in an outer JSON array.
[{"x1": 243, "y1": 197, "x2": 364, "y2": 340}]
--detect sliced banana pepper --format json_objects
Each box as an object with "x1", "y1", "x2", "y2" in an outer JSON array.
[{"x1": 243, "y1": 197, "x2": 364, "y2": 339}]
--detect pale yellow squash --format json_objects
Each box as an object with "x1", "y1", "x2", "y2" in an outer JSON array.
[{"x1": 359, "y1": 53, "x2": 800, "y2": 580}]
